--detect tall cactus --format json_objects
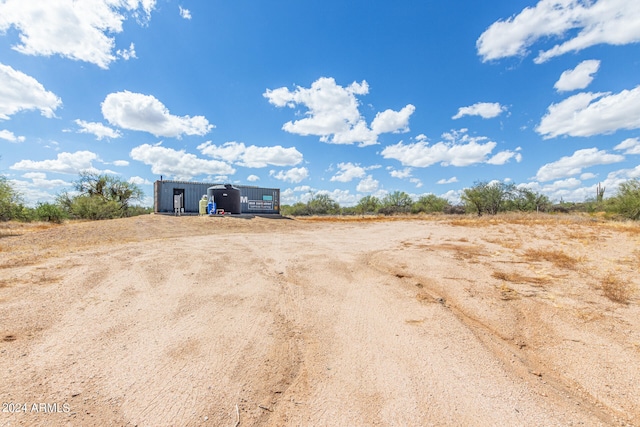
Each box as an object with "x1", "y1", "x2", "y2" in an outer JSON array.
[{"x1": 596, "y1": 182, "x2": 605, "y2": 203}]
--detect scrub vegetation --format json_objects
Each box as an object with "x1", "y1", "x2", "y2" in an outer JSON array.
[
  {"x1": 282, "y1": 179, "x2": 640, "y2": 221},
  {"x1": 0, "y1": 171, "x2": 150, "y2": 223}
]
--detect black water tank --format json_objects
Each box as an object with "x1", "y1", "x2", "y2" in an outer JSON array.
[{"x1": 208, "y1": 184, "x2": 241, "y2": 214}]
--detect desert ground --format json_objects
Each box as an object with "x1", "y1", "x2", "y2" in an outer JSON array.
[{"x1": 0, "y1": 213, "x2": 639, "y2": 426}]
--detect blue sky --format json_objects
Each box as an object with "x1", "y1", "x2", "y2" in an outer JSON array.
[{"x1": 1, "y1": 0, "x2": 639, "y2": 207}]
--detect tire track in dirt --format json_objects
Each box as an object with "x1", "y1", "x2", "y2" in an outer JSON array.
[{"x1": 366, "y1": 239, "x2": 634, "y2": 426}]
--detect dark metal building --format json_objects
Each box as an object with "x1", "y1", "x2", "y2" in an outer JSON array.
[{"x1": 154, "y1": 180, "x2": 280, "y2": 214}]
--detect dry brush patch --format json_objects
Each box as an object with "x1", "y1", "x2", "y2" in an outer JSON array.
[
  {"x1": 492, "y1": 270, "x2": 550, "y2": 286},
  {"x1": 522, "y1": 248, "x2": 581, "y2": 270},
  {"x1": 599, "y1": 273, "x2": 635, "y2": 305}
]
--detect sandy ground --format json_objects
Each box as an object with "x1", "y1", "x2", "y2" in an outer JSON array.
[{"x1": 0, "y1": 213, "x2": 639, "y2": 426}]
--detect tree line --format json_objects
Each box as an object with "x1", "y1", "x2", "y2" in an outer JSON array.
[
  {"x1": 1, "y1": 173, "x2": 639, "y2": 222},
  {"x1": 282, "y1": 179, "x2": 640, "y2": 221},
  {"x1": 0, "y1": 172, "x2": 149, "y2": 223}
]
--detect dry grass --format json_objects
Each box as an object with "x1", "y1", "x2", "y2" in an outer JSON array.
[
  {"x1": 600, "y1": 273, "x2": 635, "y2": 304},
  {"x1": 492, "y1": 270, "x2": 550, "y2": 285},
  {"x1": 432, "y1": 243, "x2": 487, "y2": 262},
  {"x1": 483, "y1": 237, "x2": 523, "y2": 250},
  {"x1": 498, "y1": 284, "x2": 520, "y2": 300},
  {"x1": 523, "y1": 248, "x2": 581, "y2": 270}
]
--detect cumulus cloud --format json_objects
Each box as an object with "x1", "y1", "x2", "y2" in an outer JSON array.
[
  {"x1": 437, "y1": 177, "x2": 458, "y2": 184},
  {"x1": 10, "y1": 151, "x2": 99, "y2": 174},
  {"x1": 381, "y1": 130, "x2": 517, "y2": 168},
  {"x1": 356, "y1": 175, "x2": 379, "y2": 193},
  {"x1": 269, "y1": 167, "x2": 309, "y2": 183},
  {"x1": 370, "y1": 105, "x2": 416, "y2": 134},
  {"x1": 554, "y1": 59, "x2": 600, "y2": 92},
  {"x1": 534, "y1": 147, "x2": 624, "y2": 181},
  {"x1": 197, "y1": 141, "x2": 303, "y2": 168},
  {"x1": 330, "y1": 162, "x2": 372, "y2": 182},
  {"x1": 113, "y1": 160, "x2": 130, "y2": 166},
  {"x1": 452, "y1": 102, "x2": 506, "y2": 120},
  {"x1": 0, "y1": 129, "x2": 25, "y2": 143},
  {"x1": 537, "y1": 86, "x2": 640, "y2": 138},
  {"x1": 389, "y1": 168, "x2": 413, "y2": 179},
  {"x1": 75, "y1": 119, "x2": 122, "y2": 140},
  {"x1": 247, "y1": 174, "x2": 260, "y2": 182},
  {"x1": 0, "y1": 0, "x2": 155, "y2": 69},
  {"x1": 128, "y1": 176, "x2": 151, "y2": 185},
  {"x1": 477, "y1": 0, "x2": 640, "y2": 63},
  {"x1": 614, "y1": 137, "x2": 640, "y2": 155},
  {"x1": 102, "y1": 91, "x2": 213, "y2": 138},
  {"x1": 264, "y1": 77, "x2": 415, "y2": 146},
  {"x1": 179, "y1": 6, "x2": 192, "y2": 19},
  {"x1": 0, "y1": 63, "x2": 61, "y2": 120},
  {"x1": 130, "y1": 143, "x2": 235, "y2": 181},
  {"x1": 487, "y1": 149, "x2": 522, "y2": 165}
]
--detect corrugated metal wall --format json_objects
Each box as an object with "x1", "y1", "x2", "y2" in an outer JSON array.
[{"x1": 154, "y1": 181, "x2": 280, "y2": 214}]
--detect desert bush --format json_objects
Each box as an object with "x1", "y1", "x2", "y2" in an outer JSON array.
[
  {"x1": 58, "y1": 172, "x2": 144, "y2": 219},
  {"x1": 411, "y1": 194, "x2": 449, "y2": 214},
  {"x1": 461, "y1": 181, "x2": 514, "y2": 216},
  {"x1": 443, "y1": 204, "x2": 466, "y2": 215},
  {"x1": 355, "y1": 195, "x2": 381, "y2": 215},
  {"x1": 0, "y1": 176, "x2": 23, "y2": 221},
  {"x1": 379, "y1": 191, "x2": 413, "y2": 215},
  {"x1": 34, "y1": 202, "x2": 67, "y2": 223},
  {"x1": 611, "y1": 179, "x2": 640, "y2": 220}
]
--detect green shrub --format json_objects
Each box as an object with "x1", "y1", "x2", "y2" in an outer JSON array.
[
  {"x1": 35, "y1": 202, "x2": 67, "y2": 223},
  {"x1": 612, "y1": 179, "x2": 640, "y2": 220}
]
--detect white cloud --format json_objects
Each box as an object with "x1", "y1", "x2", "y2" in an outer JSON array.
[
  {"x1": 179, "y1": 6, "x2": 192, "y2": 20},
  {"x1": 116, "y1": 43, "x2": 137, "y2": 60},
  {"x1": 580, "y1": 172, "x2": 597, "y2": 180},
  {"x1": 452, "y1": 102, "x2": 506, "y2": 119},
  {"x1": 113, "y1": 160, "x2": 129, "y2": 167},
  {"x1": 128, "y1": 176, "x2": 151, "y2": 185},
  {"x1": 10, "y1": 174, "x2": 72, "y2": 206},
  {"x1": 477, "y1": 0, "x2": 640, "y2": 63},
  {"x1": 537, "y1": 86, "x2": 640, "y2": 138},
  {"x1": 554, "y1": 59, "x2": 600, "y2": 92},
  {"x1": 10, "y1": 151, "x2": 99, "y2": 174},
  {"x1": 129, "y1": 143, "x2": 235, "y2": 181},
  {"x1": 269, "y1": 167, "x2": 309, "y2": 183},
  {"x1": 319, "y1": 189, "x2": 359, "y2": 207},
  {"x1": 330, "y1": 162, "x2": 368, "y2": 182},
  {"x1": 437, "y1": 177, "x2": 458, "y2": 184},
  {"x1": 197, "y1": 141, "x2": 303, "y2": 168},
  {"x1": 534, "y1": 147, "x2": 624, "y2": 181},
  {"x1": 370, "y1": 105, "x2": 416, "y2": 134},
  {"x1": 389, "y1": 168, "x2": 413, "y2": 179},
  {"x1": 410, "y1": 178, "x2": 423, "y2": 188},
  {"x1": 102, "y1": 91, "x2": 214, "y2": 138},
  {"x1": 264, "y1": 77, "x2": 414, "y2": 146},
  {"x1": 356, "y1": 175, "x2": 379, "y2": 193},
  {"x1": 75, "y1": 119, "x2": 122, "y2": 140},
  {"x1": 0, "y1": 0, "x2": 155, "y2": 69},
  {"x1": 614, "y1": 137, "x2": 640, "y2": 155},
  {"x1": 0, "y1": 63, "x2": 61, "y2": 120},
  {"x1": 0, "y1": 129, "x2": 25, "y2": 143},
  {"x1": 487, "y1": 150, "x2": 522, "y2": 165},
  {"x1": 20, "y1": 172, "x2": 71, "y2": 189},
  {"x1": 381, "y1": 129, "x2": 515, "y2": 168},
  {"x1": 247, "y1": 174, "x2": 260, "y2": 182}
]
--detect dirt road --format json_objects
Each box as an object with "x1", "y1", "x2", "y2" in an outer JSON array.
[{"x1": 1, "y1": 215, "x2": 639, "y2": 426}]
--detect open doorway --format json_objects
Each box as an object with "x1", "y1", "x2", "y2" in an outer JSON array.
[{"x1": 173, "y1": 188, "x2": 185, "y2": 212}]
